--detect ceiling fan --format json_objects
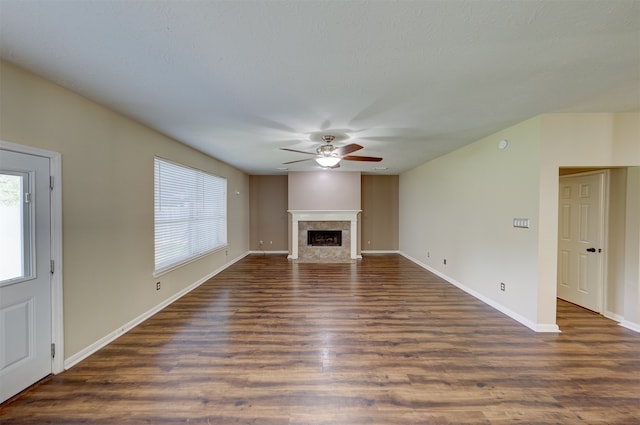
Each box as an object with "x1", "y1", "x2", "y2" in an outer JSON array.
[{"x1": 281, "y1": 135, "x2": 383, "y2": 168}]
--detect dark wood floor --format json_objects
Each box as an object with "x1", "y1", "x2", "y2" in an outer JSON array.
[{"x1": 2, "y1": 254, "x2": 639, "y2": 424}]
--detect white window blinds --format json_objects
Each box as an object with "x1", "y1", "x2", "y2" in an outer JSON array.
[{"x1": 154, "y1": 157, "x2": 227, "y2": 274}]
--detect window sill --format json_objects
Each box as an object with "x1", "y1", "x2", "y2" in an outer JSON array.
[{"x1": 153, "y1": 245, "x2": 228, "y2": 278}]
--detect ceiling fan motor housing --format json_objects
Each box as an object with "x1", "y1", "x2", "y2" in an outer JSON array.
[{"x1": 317, "y1": 135, "x2": 338, "y2": 157}]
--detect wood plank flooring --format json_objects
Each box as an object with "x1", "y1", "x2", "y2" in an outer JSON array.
[{"x1": 1, "y1": 254, "x2": 639, "y2": 424}]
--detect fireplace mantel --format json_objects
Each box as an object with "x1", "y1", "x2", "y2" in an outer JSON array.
[{"x1": 288, "y1": 210, "x2": 361, "y2": 260}]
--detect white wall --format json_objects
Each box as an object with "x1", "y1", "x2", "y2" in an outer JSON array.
[
  {"x1": 623, "y1": 167, "x2": 640, "y2": 329},
  {"x1": 607, "y1": 168, "x2": 628, "y2": 317},
  {"x1": 400, "y1": 112, "x2": 640, "y2": 331},
  {"x1": 400, "y1": 117, "x2": 543, "y2": 329},
  {"x1": 539, "y1": 113, "x2": 640, "y2": 329}
]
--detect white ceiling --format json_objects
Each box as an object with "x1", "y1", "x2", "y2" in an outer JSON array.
[{"x1": 1, "y1": 1, "x2": 638, "y2": 175}]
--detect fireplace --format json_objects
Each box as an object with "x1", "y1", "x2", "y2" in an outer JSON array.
[
  {"x1": 288, "y1": 210, "x2": 361, "y2": 261},
  {"x1": 308, "y1": 230, "x2": 342, "y2": 247}
]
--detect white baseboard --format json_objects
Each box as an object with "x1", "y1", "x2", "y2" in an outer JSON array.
[
  {"x1": 248, "y1": 250, "x2": 289, "y2": 255},
  {"x1": 619, "y1": 320, "x2": 640, "y2": 333},
  {"x1": 606, "y1": 311, "x2": 640, "y2": 334},
  {"x1": 64, "y1": 251, "x2": 250, "y2": 370},
  {"x1": 361, "y1": 250, "x2": 400, "y2": 254},
  {"x1": 534, "y1": 323, "x2": 562, "y2": 333},
  {"x1": 604, "y1": 310, "x2": 624, "y2": 323},
  {"x1": 400, "y1": 252, "x2": 560, "y2": 333}
]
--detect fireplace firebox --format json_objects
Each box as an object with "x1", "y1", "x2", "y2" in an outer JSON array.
[{"x1": 307, "y1": 230, "x2": 342, "y2": 247}]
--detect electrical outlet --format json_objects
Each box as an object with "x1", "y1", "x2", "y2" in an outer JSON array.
[
  {"x1": 427, "y1": 251, "x2": 430, "y2": 258},
  {"x1": 444, "y1": 258, "x2": 447, "y2": 265},
  {"x1": 500, "y1": 282, "x2": 506, "y2": 291},
  {"x1": 269, "y1": 241, "x2": 273, "y2": 245},
  {"x1": 156, "y1": 282, "x2": 161, "y2": 291}
]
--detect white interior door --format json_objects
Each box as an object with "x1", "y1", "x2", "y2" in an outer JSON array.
[
  {"x1": 557, "y1": 171, "x2": 606, "y2": 312},
  {"x1": 0, "y1": 150, "x2": 51, "y2": 403}
]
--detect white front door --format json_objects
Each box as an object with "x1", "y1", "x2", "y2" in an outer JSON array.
[
  {"x1": 0, "y1": 150, "x2": 52, "y2": 403},
  {"x1": 557, "y1": 171, "x2": 606, "y2": 312}
]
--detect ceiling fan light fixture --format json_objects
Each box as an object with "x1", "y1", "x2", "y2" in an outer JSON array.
[
  {"x1": 281, "y1": 134, "x2": 381, "y2": 168},
  {"x1": 315, "y1": 156, "x2": 341, "y2": 167}
]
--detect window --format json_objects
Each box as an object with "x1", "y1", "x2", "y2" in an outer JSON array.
[{"x1": 154, "y1": 157, "x2": 226, "y2": 275}]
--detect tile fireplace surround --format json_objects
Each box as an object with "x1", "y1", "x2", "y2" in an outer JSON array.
[{"x1": 288, "y1": 210, "x2": 361, "y2": 262}]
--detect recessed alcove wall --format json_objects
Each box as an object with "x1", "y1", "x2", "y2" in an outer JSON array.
[{"x1": 249, "y1": 173, "x2": 399, "y2": 253}]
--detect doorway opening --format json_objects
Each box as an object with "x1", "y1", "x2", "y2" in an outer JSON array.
[{"x1": 557, "y1": 169, "x2": 608, "y2": 315}]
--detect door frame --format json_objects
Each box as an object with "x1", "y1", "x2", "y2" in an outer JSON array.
[
  {"x1": 557, "y1": 169, "x2": 610, "y2": 314},
  {"x1": 1, "y1": 140, "x2": 64, "y2": 374}
]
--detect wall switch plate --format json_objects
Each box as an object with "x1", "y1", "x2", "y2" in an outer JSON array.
[{"x1": 513, "y1": 218, "x2": 530, "y2": 228}]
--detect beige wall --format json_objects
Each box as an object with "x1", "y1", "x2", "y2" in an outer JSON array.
[
  {"x1": 288, "y1": 171, "x2": 361, "y2": 210},
  {"x1": 0, "y1": 61, "x2": 250, "y2": 359},
  {"x1": 361, "y1": 175, "x2": 399, "y2": 251},
  {"x1": 249, "y1": 175, "x2": 288, "y2": 251}
]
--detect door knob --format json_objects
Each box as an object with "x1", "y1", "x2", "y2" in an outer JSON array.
[{"x1": 586, "y1": 248, "x2": 596, "y2": 252}]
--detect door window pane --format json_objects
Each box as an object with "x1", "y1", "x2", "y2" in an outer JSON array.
[{"x1": 0, "y1": 173, "x2": 30, "y2": 283}]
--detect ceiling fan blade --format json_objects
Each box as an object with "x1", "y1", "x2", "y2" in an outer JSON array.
[
  {"x1": 283, "y1": 158, "x2": 314, "y2": 164},
  {"x1": 341, "y1": 155, "x2": 383, "y2": 162},
  {"x1": 334, "y1": 143, "x2": 363, "y2": 156},
  {"x1": 280, "y1": 147, "x2": 317, "y2": 155}
]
